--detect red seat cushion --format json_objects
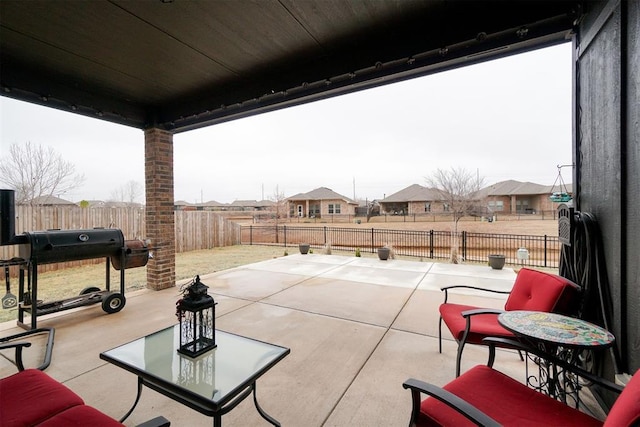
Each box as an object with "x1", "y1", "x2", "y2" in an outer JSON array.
[
  {"x1": 604, "y1": 369, "x2": 640, "y2": 427},
  {"x1": 0, "y1": 369, "x2": 84, "y2": 426},
  {"x1": 37, "y1": 405, "x2": 125, "y2": 426},
  {"x1": 439, "y1": 303, "x2": 514, "y2": 344},
  {"x1": 418, "y1": 365, "x2": 602, "y2": 427}
]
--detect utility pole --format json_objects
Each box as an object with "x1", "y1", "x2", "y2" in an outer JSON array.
[{"x1": 353, "y1": 177, "x2": 356, "y2": 200}]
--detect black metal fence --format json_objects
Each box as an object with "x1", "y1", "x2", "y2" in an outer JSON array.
[{"x1": 241, "y1": 225, "x2": 561, "y2": 268}]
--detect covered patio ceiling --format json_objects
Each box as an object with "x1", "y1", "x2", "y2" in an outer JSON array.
[{"x1": 1, "y1": 0, "x2": 580, "y2": 134}]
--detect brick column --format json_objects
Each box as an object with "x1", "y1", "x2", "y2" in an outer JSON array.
[{"x1": 144, "y1": 128, "x2": 175, "y2": 290}]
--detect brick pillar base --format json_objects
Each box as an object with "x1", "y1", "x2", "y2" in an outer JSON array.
[{"x1": 145, "y1": 128, "x2": 176, "y2": 290}]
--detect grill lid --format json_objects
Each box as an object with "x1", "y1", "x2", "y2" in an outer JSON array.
[{"x1": 19, "y1": 228, "x2": 125, "y2": 264}]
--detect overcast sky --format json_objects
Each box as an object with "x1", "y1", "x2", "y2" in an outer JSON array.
[{"x1": 1, "y1": 43, "x2": 572, "y2": 204}]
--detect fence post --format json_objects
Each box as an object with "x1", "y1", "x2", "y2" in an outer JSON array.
[
  {"x1": 324, "y1": 226, "x2": 327, "y2": 245},
  {"x1": 284, "y1": 225, "x2": 287, "y2": 247},
  {"x1": 371, "y1": 228, "x2": 375, "y2": 253},
  {"x1": 249, "y1": 225, "x2": 253, "y2": 245},
  {"x1": 462, "y1": 231, "x2": 467, "y2": 261},
  {"x1": 429, "y1": 230, "x2": 434, "y2": 259},
  {"x1": 544, "y1": 235, "x2": 548, "y2": 267}
]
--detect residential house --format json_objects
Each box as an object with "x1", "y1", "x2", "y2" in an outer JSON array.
[
  {"x1": 355, "y1": 199, "x2": 380, "y2": 218},
  {"x1": 24, "y1": 195, "x2": 76, "y2": 206},
  {"x1": 174, "y1": 200, "x2": 229, "y2": 211},
  {"x1": 174, "y1": 200, "x2": 193, "y2": 210},
  {"x1": 287, "y1": 187, "x2": 357, "y2": 219},
  {"x1": 228, "y1": 200, "x2": 274, "y2": 212},
  {"x1": 380, "y1": 181, "x2": 572, "y2": 218},
  {"x1": 379, "y1": 184, "x2": 446, "y2": 215},
  {"x1": 476, "y1": 180, "x2": 573, "y2": 214}
]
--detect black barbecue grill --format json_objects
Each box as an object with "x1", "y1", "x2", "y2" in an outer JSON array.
[
  {"x1": 1, "y1": 189, "x2": 149, "y2": 330},
  {"x1": 19, "y1": 229, "x2": 125, "y2": 264}
]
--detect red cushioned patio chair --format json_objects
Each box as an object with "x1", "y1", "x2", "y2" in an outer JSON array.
[
  {"x1": 439, "y1": 267, "x2": 580, "y2": 376},
  {"x1": 1, "y1": 328, "x2": 169, "y2": 427},
  {"x1": 404, "y1": 338, "x2": 640, "y2": 427}
]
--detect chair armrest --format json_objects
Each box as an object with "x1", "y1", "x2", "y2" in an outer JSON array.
[
  {"x1": 483, "y1": 337, "x2": 624, "y2": 394},
  {"x1": 441, "y1": 285, "x2": 510, "y2": 294},
  {"x1": 0, "y1": 341, "x2": 31, "y2": 371},
  {"x1": 403, "y1": 378, "x2": 501, "y2": 427},
  {"x1": 461, "y1": 308, "x2": 504, "y2": 318},
  {"x1": 441, "y1": 286, "x2": 510, "y2": 304},
  {"x1": 136, "y1": 416, "x2": 171, "y2": 427},
  {"x1": 0, "y1": 327, "x2": 55, "y2": 371}
]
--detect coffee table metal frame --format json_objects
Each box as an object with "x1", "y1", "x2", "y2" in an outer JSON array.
[{"x1": 100, "y1": 325, "x2": 290, "y2": 426}]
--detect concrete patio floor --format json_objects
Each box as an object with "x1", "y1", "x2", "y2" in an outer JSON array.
[{"x1": 1, "y1": 254, "x2": 531, "y2": 426}]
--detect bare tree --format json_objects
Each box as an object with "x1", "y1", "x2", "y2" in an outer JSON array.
[
  {"x1": 426, "y1": 167, "x2": 485, "y2": 263},
  {"x1": 110, "y1": 180, "x2": 143, "y2": 203},
  {"x1": 267, "y1": 185, "x2": 288, "y2": 244},
  {"x1": 269, "y1": 185, "x2": 288, "y2": 223},
  {"x1": 0, "y1": 142, "x2": 85, "y2": 204}
]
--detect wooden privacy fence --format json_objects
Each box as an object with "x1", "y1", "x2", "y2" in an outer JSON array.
[
  {"x1": 1, "y1": 206, "x2": 241, "y2": 271},
  {"x1": 241, "y1": 225, "x2": 561, "y2": 268}
]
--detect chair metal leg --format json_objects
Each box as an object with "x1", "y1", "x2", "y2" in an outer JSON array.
[
  {"x1": 455, "y1": 340, "x2": 466, "y2": 377},
  {"x1": 456, "y1": 315, "x2": 475, "y2": 377},
  {"x1": 438, "y1": 316, "x2": 443, "y2": 354}
]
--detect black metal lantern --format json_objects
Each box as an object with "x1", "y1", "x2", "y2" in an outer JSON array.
[{"x1": 176, "y1": 275, "x2": 217, "y2": 357}]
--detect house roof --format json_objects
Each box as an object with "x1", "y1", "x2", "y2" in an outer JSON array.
[
  {"x1": 288, "y1": 187, "x2": 356, "y2": 204},
  {"x1": 0, "y1": 1, "x2": 579, "y2": 133},
  {"x1": 228, "y1": 199, "x2": 274, "y2": 207},
  {"x1": 24, "y1": 195, "x2": 76, "y2": 206},
  {"x1": 478, "y1": 180, "x2": 573, "y2": 197},
  {"x1": 199, "y1": 200, "x2": 227, "y2": 207},
  {"x1": 380, "y1": 184, "x2": 444, "y2": 203}
]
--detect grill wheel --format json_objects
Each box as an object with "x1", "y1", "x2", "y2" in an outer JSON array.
[{"x1": 101, "y1": 293, "x2": 126, "y2": 314}]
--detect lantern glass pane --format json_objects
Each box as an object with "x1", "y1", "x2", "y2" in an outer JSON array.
[{"x1": 178, "y1": 305, "x2": 216, "y2": 357}]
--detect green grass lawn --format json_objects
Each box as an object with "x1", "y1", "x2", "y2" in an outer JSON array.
[{"x1": 1, "y1": 245, "x2": 290, "y2": 324}]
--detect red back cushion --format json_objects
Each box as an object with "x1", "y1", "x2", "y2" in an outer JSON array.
[
  {"x1": 504, "y1": 268, "x2": 579, "y2": 314},
  {"x1": 604, "y1": 370, "x2": 640, "y2": 427}
]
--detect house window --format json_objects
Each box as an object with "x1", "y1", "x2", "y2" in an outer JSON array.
[
  {"x1": 488, "y1": 201, "x2": 504, "y2": 211},
  {"x1": 425, "y1": 203, "x2": 431, "y2": 212},
  {"x1": 443, "y1": 203, "x2": 450, "y2": 212},
  {"x1": 311, "y1": 204, "x2": 320, "y2": 215},
  {"x1": 328, "y1": 204, "x2": 341, "y2": 214}
]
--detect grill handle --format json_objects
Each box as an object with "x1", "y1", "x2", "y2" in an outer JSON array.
[{"x1": 41, "y1": 241, "x2": 121, "y2": 251}]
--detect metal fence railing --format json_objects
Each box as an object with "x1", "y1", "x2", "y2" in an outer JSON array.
[{"x1": 241, "y1": 225, "x2": 561, "y2": 268}]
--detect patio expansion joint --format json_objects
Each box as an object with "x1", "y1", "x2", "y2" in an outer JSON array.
[{"x1": 320, "y1": 282, "x2": 425, "y2": 426}]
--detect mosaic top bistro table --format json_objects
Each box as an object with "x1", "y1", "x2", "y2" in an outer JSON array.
[
  {"x1": 498, "y1": 310, "x2": 615, "y2": 404},
  {"x1": 100, "y1": 325, "x2": 290, "y2": 426}
]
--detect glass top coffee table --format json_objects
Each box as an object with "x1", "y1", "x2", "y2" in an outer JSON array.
[{"x1": 100, "y1": 324, "x2": 290, "y2": 426}]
